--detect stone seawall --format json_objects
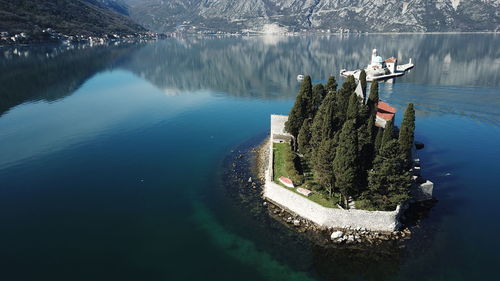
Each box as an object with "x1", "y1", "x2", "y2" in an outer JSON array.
[
  {"x1": 264, "y1": 180, "x2": 400, "y2": 232},
  {"x1": 264, "y1": 115, "x2": 401, "y2": 232}
]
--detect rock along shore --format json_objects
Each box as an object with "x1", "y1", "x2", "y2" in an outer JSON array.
[{"x1": 254, "y1": 137, "x2": 412, "y2": 245}]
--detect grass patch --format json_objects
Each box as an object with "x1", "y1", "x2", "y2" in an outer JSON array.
[
  {"x1": 304, "y1": 191, "x2": 338, "y2": 208},
  {"x1": 272, "y1": 142, "x2": 290, "y2": 182},
  {"x1": 273, "y1": 143, "x2": 338, "y2": 208},
  {"x1": 354, "y1": 200, "x2": 379, "y2": 211}
]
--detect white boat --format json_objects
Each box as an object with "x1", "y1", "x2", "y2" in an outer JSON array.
[
  {"x1": 297, "y1": 74, "x2": 304, "y2": 82},
  {"x1": 279, "y1": 176, "x2": 294, "y2": 188}
]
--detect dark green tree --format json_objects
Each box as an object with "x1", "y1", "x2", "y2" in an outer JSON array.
[
  {"x1": 325, "y1": 76, "x2": 338, "y2": 93},
  {"x1": 313, "y1": 136, "x2": 338, "y2": 198},
  {"x1": 398, "y1": 103, "x2": 416, "y2": 161},
  {"x1": 359, "y1": 104, "x2": 370, "y2": 126},
  {"x1": 284, "y1": 147, "x2": 304, "y2": 185},
  {"x1": 310, "y1": 91, "x2": 337, "y2": 154},
  {"x1": 347, "y1": 92, "x2": 360, "y2": 123},
  {"x1": 285, "y1": 75, "x2": 312, "y2": 139},
  {"x1": 366, "y1": 113, "x2": 376, "y2": 141},
  {"x1": 297, "y1": 118, "x2": 313, "y2": 157},
  {"x1": 359, "y1": 69, "x2": 367, "y2": 99},
  {"x1": 335, "y1": 75, "x2": 357, "y2": 124},
  {"x1": 358, "y1": 124, "x2": 374, "y2": 172},
  {"x1": 374, "y1": 127, "x2": 383, "y2": 152},
  {"x1": 381, "y1": 120, "x2": 394, "y2": 147},
  {"x1": 311, "y1": 84, "x2": 326, "y2": 115},
  {"x1": 367, "y1": 82, "x2": 379, "y2": 116},
  {"x1": 333, "y1": 120, "x2": 361, "y2": 208},
  {"x1": 367, "y1": 139, "x2": 412, "y2": 210},
  {"x1": 357, "y1": 124, "x2": 373, "y2": 189}
]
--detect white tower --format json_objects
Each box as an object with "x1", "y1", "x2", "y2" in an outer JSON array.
[{"x1": 371, "y1": 49, "x2": 378, "y2": 64}]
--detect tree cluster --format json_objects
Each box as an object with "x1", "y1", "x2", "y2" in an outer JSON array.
[{"x1": 286, "y1": 73, "x2": 416, "y2": 210}]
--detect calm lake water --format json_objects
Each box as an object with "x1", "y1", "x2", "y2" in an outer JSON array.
[{"x1": 0, "y1": 34, "x2": 499, "y2": 281}]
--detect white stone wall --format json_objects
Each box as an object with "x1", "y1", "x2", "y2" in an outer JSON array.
[
  {"x1": 375, "y1": 115, "x2": 387, "y2": 128},
  {"x1": 264, "y1": 115, "x2": 401, "y2": 232},
  {"x1": 264, "y1": 180, "x2": 400, "y2": 232},
  {"x1": 270, "y1": 114, "x2": 290, "y2": 136}
]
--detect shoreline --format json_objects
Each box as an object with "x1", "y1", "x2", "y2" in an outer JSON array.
[
  {"x1": 2, "y1": 31, "x2": 496, "y2": 47},
  {"x1": 253, "y1": 137, "x2": 412, "y2": 245}
]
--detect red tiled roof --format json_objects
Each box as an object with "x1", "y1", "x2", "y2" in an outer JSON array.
[
  {"x1": 384, "y1": 57, "x2": 397, "y2": 63},
  {"x1": 377, "y1": 101, "x2": 397, "y2": 114},
  {"x1": 377, "y1": 112, "x2": 395, "y2": 121}
]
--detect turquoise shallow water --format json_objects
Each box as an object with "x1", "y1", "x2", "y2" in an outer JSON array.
[{"x1": 0, "y1": 34, "x2": 499, "y2": 281}]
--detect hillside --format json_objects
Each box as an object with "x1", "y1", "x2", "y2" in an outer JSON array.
[
  {"x1": 0, "y1": 0, "x2": 146, "y2": 37},
  {"x1": 120, "y1": 0, "x2": 500, "y2": 33}
]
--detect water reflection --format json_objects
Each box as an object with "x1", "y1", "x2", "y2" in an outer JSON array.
[
  {"x1": 1, "y1": 34, "x2": 499, "y2": 281},
  {"x1": 2, "y1": 35, "x2": 499, "y2": 112},
  {"x1": 0, "y1": 43, "x2": 143, "y2": 116},
  {"x1": 122, "y1": 34, "x2": 500, "y2": 94}
]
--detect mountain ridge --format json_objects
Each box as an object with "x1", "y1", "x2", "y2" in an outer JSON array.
[
  {"x1": 120, "y1": 0, "x2": 500, "y2": 33},
  {"x1": 0, "y1": 0, "x2": 146, "y2": 37}
]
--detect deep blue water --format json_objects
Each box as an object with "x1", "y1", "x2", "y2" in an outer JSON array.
[{"x1": 0, "y1": 34, "x2": 499, "y2": 281}]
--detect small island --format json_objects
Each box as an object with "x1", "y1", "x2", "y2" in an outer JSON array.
[{"x1": 262, "y1": 73, "x2": 433, "y2": 241}]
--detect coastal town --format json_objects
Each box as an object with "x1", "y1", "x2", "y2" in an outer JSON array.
[{"x1": 0, "y1": 28, "x2": 165, "y2": 46}]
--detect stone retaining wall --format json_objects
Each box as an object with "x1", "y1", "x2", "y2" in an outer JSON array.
[
  {"x1": 264, "y1": 180, "x2": 400, "y2": 231},
  {"x1": 264, "y1": 115, "x2": 401, "y2": 232}
]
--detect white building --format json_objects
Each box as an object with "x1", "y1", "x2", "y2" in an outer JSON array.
[
  {"x1": 368, "y1": 49, "x2": 384, "y2": 69},
  {"x1": 375, "y1": 101, "x2": 397, "y2": 128},
  {"x1": 367, "y1": 49, "x2": 398, "y2": 75}
]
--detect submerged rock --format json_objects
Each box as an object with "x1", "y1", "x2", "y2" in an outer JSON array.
[{"x1": 415, "y1": 141, "x2": 425, "y2": 149}]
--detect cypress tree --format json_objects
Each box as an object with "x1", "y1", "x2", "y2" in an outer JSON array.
[
  {"x1": 381, "y1": 120, "x2": 394, "y2": 147},
  {"x1": 367, "y1": 82, "x2": 379, "y2": 116},
  {"x1": 357, "y1": 124, "x2": 373, "y2": 190},
  {"x1": 359, "y1": 104, "x2": 370, "y2": 126},
  {"x1": 297, "y1": 118, "x2": 313, "y2": 157},
  {"x1": 284, "y1": 147, "x2": 304, "y2": 185},
  {"x1": 346, "y1": 92, "x2": 360, "y2": 123},
  {"x1": 335, "y1": 75, "x2": 356, "y2": 124},
  {"x1": 325, "y1": 76, "x2": 338, "y2": 93},
  {"x1": 311, "y1": 84, "x2": 326, "y2": 115},
  {"x1": 310, "y1": 91, "x2": 338, "y2": 155},
  {"x1": 333, "y1": 120, "x2": 361, "y2": 208},
  {"x1": 359, "y1": 70, "x2": 367, "y2": 99},
  {"x1": 367, "y1": 139, "x2": 412, "y2": 210},
  {"x1": 398, "y1": 103, "x2": 416, "y2": 161},
  {"x1": 313, "y1": 137, "x2": 338, "y2": 198},
  {"x1": 285, "y1": 75, "x2": 312, "y2": 138},
  {"x1": 374, "y1": 127, "x2": 383, "y2": 152},
  {"x1": 321, "y1": 95, "x2": 337, "y2": 140},
  {"x1": 366, "y1": 113, "x2": 376, "y2": 141}
]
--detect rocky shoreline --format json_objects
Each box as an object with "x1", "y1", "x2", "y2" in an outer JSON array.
[
  {"x1": 223, "y1": 134, "x2": 436, "y2": 249},
  {"x1": 251, "y1": 137, "x2": 414, "y2": 246}
]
